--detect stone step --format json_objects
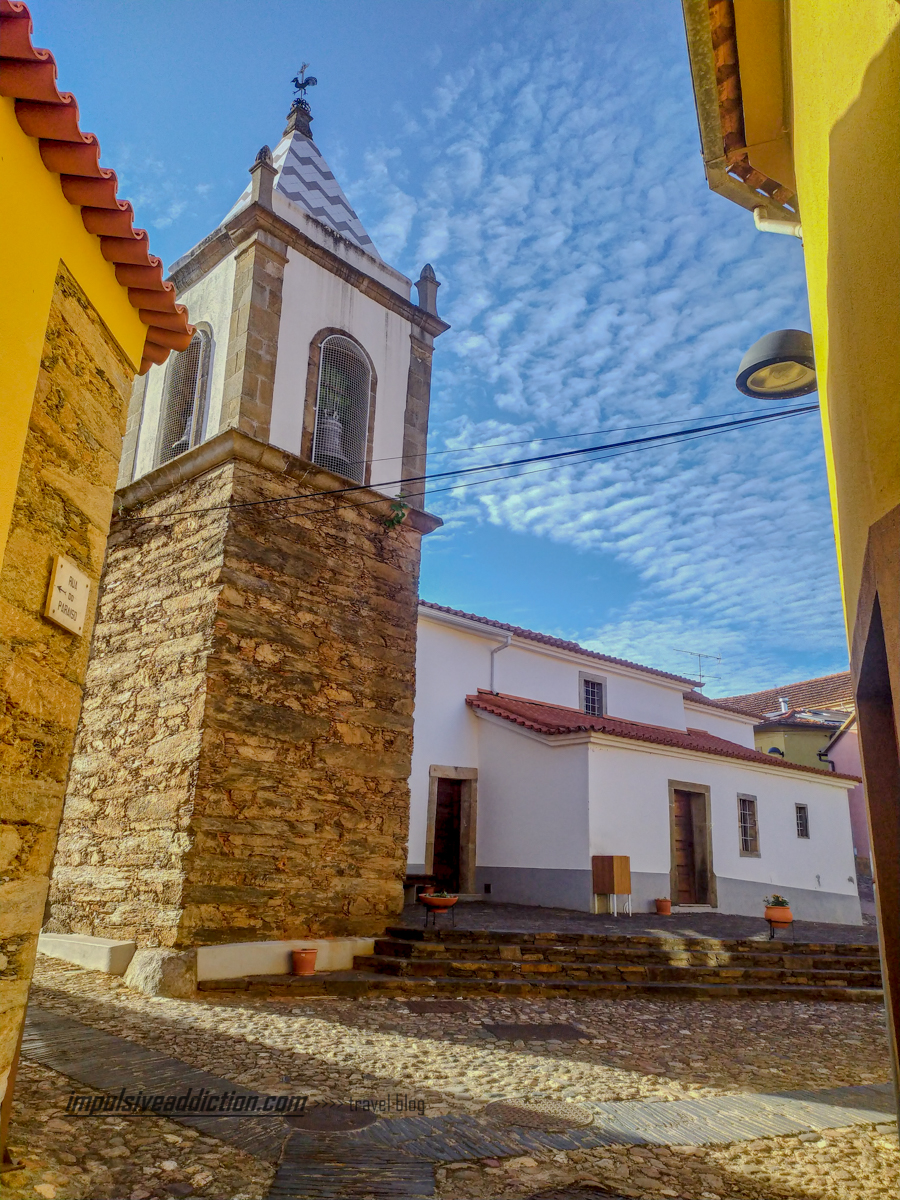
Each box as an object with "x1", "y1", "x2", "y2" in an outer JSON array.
[
  {"x1": 355, "y1": 954, "x2": 883, "y2": 988},
  {"x1": 384, "y1": 926, "x2": 880, "y2": 958},
  {"x1": 373, "y1": 937, "x2": 881, "y2": 972},
  {"x1": 197, "y1": 970, "x2": 884, "y2": 1003}
]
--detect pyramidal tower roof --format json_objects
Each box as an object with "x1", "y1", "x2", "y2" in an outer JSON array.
[{"x1": 224, "y1": 89, "x2": 381, "y2": 260}]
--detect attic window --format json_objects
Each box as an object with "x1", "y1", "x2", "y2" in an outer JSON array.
[
  {"x1": 582, "y1": 677, "x2": 605, "y2": 717},
  {"x1": 312, "y1": 335, "x2": 372, "y2": 484},
  {"x1": 155, "y1": 327, "x2": 212, "y2": 466}
]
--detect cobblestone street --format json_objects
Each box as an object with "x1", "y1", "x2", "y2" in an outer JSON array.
[{"x1": 2, "y1": 953, "x2": 896, "y2": 1198}]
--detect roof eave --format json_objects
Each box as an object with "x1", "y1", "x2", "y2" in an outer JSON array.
[{"x1": 681, "y1": 0, "x2": 798, "y2": 224}]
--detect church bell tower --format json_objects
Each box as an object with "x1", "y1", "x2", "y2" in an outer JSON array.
[{"x1": 48, "y1": 76, "x2": 448, "y2": 953}]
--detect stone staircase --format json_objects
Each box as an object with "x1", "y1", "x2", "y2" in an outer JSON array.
[{"x1": 198, "y1": 926, "x2": 884, "y2": 1002}]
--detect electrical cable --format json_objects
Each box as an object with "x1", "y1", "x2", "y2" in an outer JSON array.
[
  {"x1": 122, "y1": 403, "x2": 818, "y2": 531},
  {"x1": 123, "y1": 402, "x2": 819, "y2": 525}
]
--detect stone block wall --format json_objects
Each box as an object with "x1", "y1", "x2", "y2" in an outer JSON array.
[
  {"x1": 0, "y1": 266, "x2": 134, "y2": 1090},
  {"x1": 50, "y1": 434, "x2": 428, "y2": 945},
  {"x1": 47, "y1": 467, "x2": 232, "y2": 945}
]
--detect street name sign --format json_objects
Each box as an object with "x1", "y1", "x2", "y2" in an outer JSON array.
[{"x1": 44, "y1": 555, "x2": 90, "y2": 635}]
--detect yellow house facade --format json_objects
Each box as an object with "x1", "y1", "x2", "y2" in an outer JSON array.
[
  {"x1": 0, "y1": 2, "x2": 192, "y2": 1145},
  {"x1": 682, "y1": 0, "x2": 900, "y2": 1093}
]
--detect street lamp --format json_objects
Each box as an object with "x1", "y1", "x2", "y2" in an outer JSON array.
[{"x1": 735, "y1": 329, "x2": 817, "y2": 398}]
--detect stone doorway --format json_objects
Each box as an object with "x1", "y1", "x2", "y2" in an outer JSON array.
[
  {"x1": 668, "y1": 780, "x2": 717, "y2": 907},
  {"x1": 425, "y1": 765, "x2": 478, "y2": 893}
]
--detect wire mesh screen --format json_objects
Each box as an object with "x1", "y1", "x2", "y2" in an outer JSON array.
[
  {"x1": 156, "y1": 330, "x2": 209, "y2": 467},
  {"x1": 312, "y1": 335, "x2": 371, "y2": 484}
]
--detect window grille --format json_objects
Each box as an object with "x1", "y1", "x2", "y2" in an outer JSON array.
[
  {"x1": 155, "y1": 328, "x2": 211, "y2": 467},
  {"x1": 738, "y1": 794, "x2": 759, "y2": 855},
  {"x1": 583, "y1": 678, "x2": 604, "y2": 716},
  {"x1": 312, "y1": 335, "x2": 371, "y2": 484},
  {"x1": 795, "y1": 803, "x2": 810, "y2": 839}
]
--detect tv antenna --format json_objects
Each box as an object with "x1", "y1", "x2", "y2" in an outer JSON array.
[{"x1": 672, "y1": 648, "x2": 722, "y2": 685}]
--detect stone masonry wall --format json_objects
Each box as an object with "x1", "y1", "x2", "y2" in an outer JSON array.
[
  {"x1": 0, "y1": 266, "x2": 134, "y2": 1091},
  {"x1": 50, "y1": 437, "x2": 425, "y2": 945},
  {"x1": 47, "y1": 467, "x2": 232, "y2": 945}
]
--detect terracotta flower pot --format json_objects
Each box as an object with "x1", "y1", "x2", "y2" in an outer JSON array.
[
  {"x1": 655, "y1": 898, "x2": 672, "y2": 915},
  {"x1": 765, "y1": 905, "x2": 793, "y2": 925},
  {"x1": 291, "y1": 948, "x2": 318, "y2": 975},
  {"x1": 419, "y1": 895, "x2": 458, "y2": 910}
]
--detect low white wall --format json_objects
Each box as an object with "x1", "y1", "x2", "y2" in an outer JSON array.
[
  {"x1": 588, "y1": 739, "x2": 859, "y2": 919},
  {"x1": 476, "y1": 717, "x2": 589, "y2": 871},
  {"x1": 195, "y1": 938, "x2": 374, "y2": 981}
]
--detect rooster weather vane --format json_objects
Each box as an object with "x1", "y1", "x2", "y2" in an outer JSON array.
[{"x1": 291, "y1": 63, "x2": 318, "y2": 115}]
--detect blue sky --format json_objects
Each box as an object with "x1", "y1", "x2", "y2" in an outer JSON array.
[{"x1": 30, "y1": 0, "x2": 848, "y2": 696}]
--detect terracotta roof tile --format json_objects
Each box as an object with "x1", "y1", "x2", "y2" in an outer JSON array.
[
  {"x1": 682, "y1": 690, "x2": 758, "y2": 717},
  {"x1": 755, "y1": 707, "x2": 851, "y2": 731},
  {"x1": 420, "y1": 601, "x2": 697, "y2": 685},
  {"x1": 0, "y1": 1, "x2": 192, "y2": 373},
  {"x1": 720, "y1": 672, "x2": 854, "y2": 719},
  {"x1": 466, "y1": 690, "x2": 859, "y2": 782}
]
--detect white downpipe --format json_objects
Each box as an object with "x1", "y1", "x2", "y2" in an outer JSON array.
[
  {"x1": 489, "y1": 634, "x2": 513, "y2": 694},
  {"x1": 753, "y1": 206, "x2": 802, "y2": 239}
]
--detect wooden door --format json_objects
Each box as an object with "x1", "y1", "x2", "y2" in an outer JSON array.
[
  {"x1": 672, "y1": 789, "x2": 698, "y2": 904},
  {"x1": 433, "y1": 778, "x2": 462, "y2": 892}
]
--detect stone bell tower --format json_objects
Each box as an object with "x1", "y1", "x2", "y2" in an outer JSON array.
[{"x1": 47, "y1": 80, "x2": 448, "y2": 948}]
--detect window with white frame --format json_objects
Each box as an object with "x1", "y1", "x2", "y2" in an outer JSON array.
[
  {"x1": 154, "y1": 326, "x2": 212, "y2": 467},
  {"x1": 312, "y1": 335, "x2": 372, "y2": 484},
  {"x1": 581, "y1": 675, "x2": 605, "y2": 716},
  {"x1": 795, "y1": 803, "x2": 810, "y2": 838},
  {"x1": 738, "y1": 793, "x2": 760, "y2": 855}
]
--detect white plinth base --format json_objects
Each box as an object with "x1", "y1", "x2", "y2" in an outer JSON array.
[
  {"x1": 38, "y1": 933, "x2": 137, "y2": 976},
  {"x1": 195, "y1": 937, "x2": 375, "y2": 981}
]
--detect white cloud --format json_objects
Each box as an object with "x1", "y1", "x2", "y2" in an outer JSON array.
[{"x1": 351, "y1": 5, "x2": 844, "y2": 696}]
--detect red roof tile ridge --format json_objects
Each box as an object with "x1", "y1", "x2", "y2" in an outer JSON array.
[
  {"x1": 421, "y1": 600, "x2": 697, "y2": 685},
  {"x1": 682, "y1": 690, "x2": 758, "y2": 717},
  {"x1": 0, "y1": 2, "x2": 193, "y2": 373},
  {"x1": 465, "y1": 691, "x2": 860, "y2": 782}
]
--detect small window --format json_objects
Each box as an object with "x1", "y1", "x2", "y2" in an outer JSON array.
[
  {"x1": 796, "y1": 803, "x2": 810, "y2": 839},
  {"x1": 155, "y1": 327, "x2": 212, "y2": 467},
  {"x1": 738, "y1": 794, "x2": 760, "y2": 855},
  {"x1": 312, "y1": 335, "x2": 372, "y2": 484},
  {"x1": 582, "y1": 677, "x2": 605, "y2": 716}
]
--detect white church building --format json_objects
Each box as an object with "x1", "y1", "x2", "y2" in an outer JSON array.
[{"x1": 408, "y1": 602, "x2": 863, "y2": 925}]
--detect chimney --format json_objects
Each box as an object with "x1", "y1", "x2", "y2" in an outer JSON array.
[{"x1": 778, "y1": 696, "x2": 790, "y2": 712}]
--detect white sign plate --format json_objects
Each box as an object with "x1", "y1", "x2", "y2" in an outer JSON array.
[{"x1": 44, "y1": 555, "x2": 90, "y2": 636}]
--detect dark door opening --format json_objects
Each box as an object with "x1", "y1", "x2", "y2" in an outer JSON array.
[
  {"x1": 433, "y1": 777, "x2": 462, "y2": 892},
  {"x1": 672, "y1": 788, "x2": 709, "y2": 904}
]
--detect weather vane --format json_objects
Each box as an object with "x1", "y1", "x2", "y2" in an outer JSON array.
[{"x1": 291, "y1": 63, "x2": 318, "y2": 114}]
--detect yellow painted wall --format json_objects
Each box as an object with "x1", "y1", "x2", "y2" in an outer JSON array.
[
  {"x1": 0, "y1": 96, "x2": 146, "y2": 562},
  {"x1": 753, "y1": 727, "x2": 832, "y2": 770},
  {"x1": 788, "y1": 1, "x2": 900, "y2": 632}
]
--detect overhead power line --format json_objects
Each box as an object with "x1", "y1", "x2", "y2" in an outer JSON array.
[{"x1": 123, "y1": 402, "x2": 819, "y2": 525}]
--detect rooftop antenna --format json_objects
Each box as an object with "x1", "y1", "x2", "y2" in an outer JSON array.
[{"x1": 672, "y1": 648, "x2": 722, "y2": 686}]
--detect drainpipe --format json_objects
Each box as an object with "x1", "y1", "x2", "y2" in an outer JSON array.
[
  {"x1": 489, "y1": 634, "x2": 513, "y2": 695},
  {"x1": 817, "y1": 747, "x2": 836, "y2": 772},
  {"x1": 754, "y1": 206, "x2": 803, "y2": 239}
]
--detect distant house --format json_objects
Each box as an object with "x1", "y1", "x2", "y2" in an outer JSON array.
[
  {"x1": 826, "y1": 716, "x2": 870, "y2": 878},
  {"x1": 409, "y1": 604, "x2": 862, "y2": 925}
]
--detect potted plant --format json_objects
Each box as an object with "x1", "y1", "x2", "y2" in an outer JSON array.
[
  {"x1": 418, "y1": 890, "x2": 458, "y2": 911},
  {"x1": 654, "y1": 897, "x2": 672, "y2": 915},
  {"x1": 291, "y1": 948, "x2": 318, "y2": 976},
  {"x1": 764, "y1": 894, "x2": 793, "y2": 925}
]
